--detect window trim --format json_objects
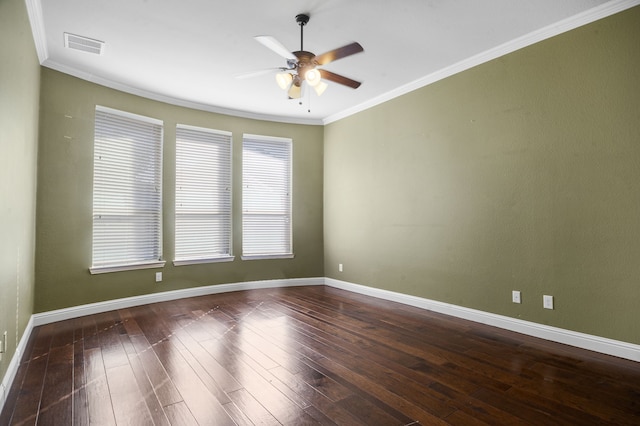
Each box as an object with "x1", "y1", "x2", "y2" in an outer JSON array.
[
  {"x1": 173, "y1": 256, "x2": 234, "y2": 267},
  {"x1": 89, "y1": 106, "x2": 164, "y2": 274},
  {"x1": 90, "y1": 261, "x2": 166, "y2": 275},
  {"x1": 174, "y1": 124, "x2": 234, "y2": 266},
  {"x1": 241, "y1": 133, "x2": 293, "y2": 260},
  {"x1": 240, "y1": 253, "x2": 295, "y2": 261}
]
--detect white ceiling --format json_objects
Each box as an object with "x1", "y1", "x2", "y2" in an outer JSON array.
[{"x1": 26, "y1": 0, "x2": 636, "y2": 124}]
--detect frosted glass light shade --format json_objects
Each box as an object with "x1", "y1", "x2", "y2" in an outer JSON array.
[
  {"x1": 313, "y1": 81, "x2": 328, "y2": 96},
  {"x1": 288, "y1": 83, "x2": 301, "y2": 99},
  {"x1": 305, "y1": 68, "x2": 321, "y2": 86},
  {"x1": 276, "y1": 73, "x2": 293, "y2": 90}
]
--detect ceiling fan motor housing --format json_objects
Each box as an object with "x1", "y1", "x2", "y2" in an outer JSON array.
[{"x1": 293, "y1": 50, "x2": 316, "y2": 84}]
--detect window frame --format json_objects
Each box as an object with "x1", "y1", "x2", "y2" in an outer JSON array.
[
  {"x1": 241, "y1": 133, "x2": 294, "y2": 260},
  {"x1": 174, "y1": 124, "x2": 234, "y2": 266},
  {"x1": 90, "y1": 106, "x2": 165, "y2": 274}
]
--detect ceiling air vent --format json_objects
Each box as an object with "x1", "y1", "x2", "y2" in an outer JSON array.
[{"x1": 64, "y1": 33, "x2": 104, "y2": 55}]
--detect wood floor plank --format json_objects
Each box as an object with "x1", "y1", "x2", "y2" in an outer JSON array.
[
  {"x1": 8, "y1": 356, "x2": 48, "y2": 425},
  {"x1": 276, "y1": 303, "x2": 499, "y2": 403},
  {"x1": 312, "y1": 353, "x2": 451, "y2": 425},
  {"x1": 0, "y1": 352, "x2": 30, "y2": 425},
  {"x1": 225, "y1": 313, "x2": 306, "y2": 374},
  {"x1": 36, "y1": 345, "x2": 74, "y2": 425},
  {"x1": 84, "y1": 347, "x2": 116, "y2": 425},
  {"x1": 227, "y1": 387, "x2": 281, "y2": 426},
  {"x1": 171, "y1": 322, "x2": 243, "y2": 394},
  {"x1": 443, "y1": 408, "x2": 497, "y2": 426},
  {"x1": 285, "y1": 320, "x2": 457, "y2": 419},
  {"x1": 163, "y1": 401, "x2": 199, "y2": 426},
  {"x1": 105, "y1": 363, "x2": 155, "y2": 426},
  {"x1": 202, "y1": 338, "x2": 320, "y2": 425},
  {"x1": 3, "y1": 285, "x2": 640, "y2": 425},
  {"x1": 221, "y1": 400, "x2": 257, "y2": 426},
  {"x1": 120, "y1": 335, "x2": 171, "y2": 426},
  {"x1": 126, "y1": 333, "x2": 184, "y2": 408},
  {"x1": 295, "y1": 365, "x2": 354, "y2": 403},
  {"x1": 151, "y1": 339, "x2": 237, "y2": 426},
  {"x1": 222, "y1": 340, "x2": 312, "y2": 411},
  {"x1": 269, "y1": 365, "x2": 368, "y2": 426},
  {"x1": 173, "y1": 333, "x2": 235, "y2": 405},
  {"x1": 428, "y1": 381, "x2": 529, "y2": 425},
  {"x1": 72, "y1": 318, "x2": 90, "y2": 426},
  {"x1": 336, "y1": 394, "x2": 410, "y2": 426}
]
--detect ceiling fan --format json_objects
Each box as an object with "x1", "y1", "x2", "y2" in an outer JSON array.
[{"x1": 242, "y1": 13, "x2": 364, "y2": 99}]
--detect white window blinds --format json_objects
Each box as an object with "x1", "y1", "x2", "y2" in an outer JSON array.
[
  {"x1": 175, "y1": 125, "x2": 233, "y2": 264},
  {"x1": 242, "y1": 134, "x2": 293, "y2": 259},
  {"x1": 91, "y1": 106, "x2": 164, "y2": 273}
]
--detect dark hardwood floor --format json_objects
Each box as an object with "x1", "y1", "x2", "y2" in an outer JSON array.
[{"x1": 1, "y1": 285, "x2": 639, "y2": 425}]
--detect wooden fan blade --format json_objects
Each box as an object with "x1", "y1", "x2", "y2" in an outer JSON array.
[
  {"x1": 319, "y1": 69, "x2": 361, "y2": 89},
  {"x1": 314, "y1": 42, "x2": 364, "y2": 65},
  {"x1": 254, "y1": 36, "x2": 297, "y2": 61}
]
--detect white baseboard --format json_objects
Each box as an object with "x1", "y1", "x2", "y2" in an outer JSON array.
[
  {"x1": 325, "y1": 278, "x2": 640, "y2": 363},
  {"x1": 31, "y1": 277, "x2": 325, "y2": 326},
  {"x1": 0, "y1": 316, "x2": 34, "y2": 412}
]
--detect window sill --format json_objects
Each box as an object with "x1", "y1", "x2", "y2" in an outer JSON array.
[
  {"x1": 89, "y1": 260, "x2": 166, "y2": 275},
  {"x1": 173, "y1": 256, "x2": 235, "y2": 267},
  {"x1": 241, "y1": 253, "x2": 295, "y2": 261}
]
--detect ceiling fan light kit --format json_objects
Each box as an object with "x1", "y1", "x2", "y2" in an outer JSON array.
[
  {"x1": 305, "y1": 68, "x2": 321, "y2": 86},
  {"x1": 250, "y1": 13, "x2": 363, "y2": 100},
  {"x1": 313, "y1": 81, "x2": 328, "y2": 96},
  {"x1": 276, "y1": 72, "x2": 293, "y2": 90}
]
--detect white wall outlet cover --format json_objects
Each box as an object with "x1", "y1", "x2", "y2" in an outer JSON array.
[
  {"x1": 543, "y1": 295, "x2": 554, "y2": 309},
  {"x1": 338, "y1": 263, "x2": 343, "y2": 272},
  {"x1": 512, "y1": 290, "x2": 521, "y2": 303},
  {"x1": 155, "y1": 272, "x2": 162, "y2": 282}
]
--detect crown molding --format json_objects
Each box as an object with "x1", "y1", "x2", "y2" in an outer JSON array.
[
  {"x1": 24, "y1": 0, "x2": 48, "y2": 63},
  {"x1": 323, "y1": 0, "x2": 640, "y2": 124},
  {"x1": 25, "y1": 0, "x2": 640, "y2": 125},
  {"x1": 41, "y1": 59, "x2": 324, "y2": 126}
]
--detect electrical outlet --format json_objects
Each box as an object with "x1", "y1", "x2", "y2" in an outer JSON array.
[
  {"x1": 543, "y1": 295, "x2": 554, "y2": 310},
  {"x1": 155, "y1": 272, "x2": 162, "y2": 282},
  {"x1": 512, "y1": 290, "x2": 521, "y2": 304},
  {"x1": 338, "y1": 263, "x2": 343, "y2": 272},
  {"x1": 0, "y1": 330, "x2": 7, "y2": 361}
]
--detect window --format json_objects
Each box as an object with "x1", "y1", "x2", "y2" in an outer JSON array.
[
  {"x1": 242, "y1": 134, "x2": 293, "y2": 259},
  {"x1": 175, "y1": 125, "x2": 233, "y2": 265},
  {"x1": 90, "y1": 106, "x2": 164, "y2": 274}
]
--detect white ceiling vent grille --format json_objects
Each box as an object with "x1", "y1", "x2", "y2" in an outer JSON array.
[{"x1": 64, "y1": 33, "x2": 104, "y2": 55}]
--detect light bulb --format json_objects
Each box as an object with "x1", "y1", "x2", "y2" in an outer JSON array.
[
  {"x1": 276, "y1": 73, "x2": 293, "y2": 90},
  {"x1": 305, "y1": 68, "x2": 322, "y2": 86}
]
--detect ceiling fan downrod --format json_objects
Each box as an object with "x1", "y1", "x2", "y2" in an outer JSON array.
[{"x1": 296, "y1": 14, "x2": 309, "y2": 51}]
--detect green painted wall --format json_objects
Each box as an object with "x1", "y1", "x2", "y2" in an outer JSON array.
[
  {"x1": 324, "y1": 7, "x2": 640, "y2": 344},
  {"x1": 0, "y1": 0, "x2": 40, "y2": 384},
  {"x1": 11, "y1": 1, "x2": 640, "y2": 354},
  {"x1": 35, "y1": 69, "x2": 324, "y2": 312}
]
